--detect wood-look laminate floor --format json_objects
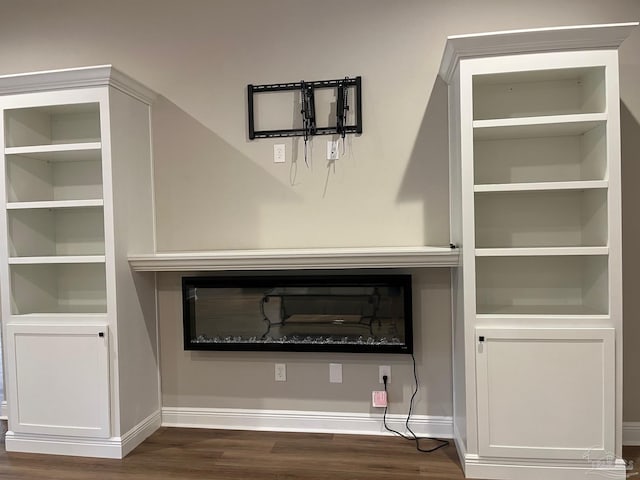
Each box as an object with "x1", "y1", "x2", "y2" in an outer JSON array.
[{"x1": 0, "y1": 422, "x2": 639, "y2": 480}]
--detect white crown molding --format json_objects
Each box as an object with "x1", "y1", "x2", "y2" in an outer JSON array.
[
  {"x1": 128, "y1": 246, "x2": 459, "y2": 271},
  {"x1": 0, "y1": 65, "x2": 156, "y2": 104},
  {"x1": 439, "y1": 22, "x2": 639, "y2": 83},
  {"x1": 161, "y1": 407, "x2": 453, "y2": 438}
]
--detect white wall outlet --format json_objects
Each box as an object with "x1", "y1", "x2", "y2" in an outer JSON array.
[
  {"x1": 327, "y1": 140, "x2": 339, "y2": 160},
  {"x1": 329, "y1": 363, "x2": 343, "y2": 383},
  {"x1": 275, "y1": 363, "x2": 287, "y2": 381},
  {"x1": 379, "y1": 365, "x2": 391, "y2": 384},
  {"x1": 274, "y1": 144, "x2": 286, "y2": 163}
]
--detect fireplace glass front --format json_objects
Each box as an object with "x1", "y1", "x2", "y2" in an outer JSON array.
[{"x1": 182, "y1": 275, "x2": 412, "y2": 353}]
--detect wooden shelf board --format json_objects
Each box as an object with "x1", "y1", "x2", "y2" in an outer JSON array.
[
  {"x1": 476, "y1": 305, "x2": 607, "y2": 316},
  {"x1": 8, "y1": 255, "x2": 106, "y2": 265},
  {"x1": 476, "y1": 313, "x2": 609, "y2": 321},
  {"x1": 473, "y1": 114, "x2": 606, "y2": 140},
  {"x1": 7, "y1": 199, "x2": 104, "y2": 210},
  {"x1": 475, "y1": 247, "x2": 608, "y2": 256},
  {"x1": 474, "y1": 180, "x2": 608, "y2": 193},
  {"x1": 5, "y1": 142, "x2": 101, "y2": 158}
]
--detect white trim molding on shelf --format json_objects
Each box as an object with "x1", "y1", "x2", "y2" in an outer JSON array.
[
  {"x1": 0, "y1": 65, "x2": 156, "y2": 105},
  {"x1": 439, "y1": 22, "x2": 639, "y2": 83},
  {"x1": 128, "y1": 246, "x2": 460, "y2": 272},
  {"x1": 161, "y1": 407, "x2": 453, "y2": 439}
]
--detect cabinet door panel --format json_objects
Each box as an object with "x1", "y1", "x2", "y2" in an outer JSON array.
[
  {"x1": 6, "y1": 323, "x2": 110, "y2": 438},
  {"x1": 476, "y1": 327, "x2": 614, "y2": 459}
]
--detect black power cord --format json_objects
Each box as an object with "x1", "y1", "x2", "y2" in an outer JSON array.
[{"x1": 381, "y1": 353, "x2": 450, "y2": 453}]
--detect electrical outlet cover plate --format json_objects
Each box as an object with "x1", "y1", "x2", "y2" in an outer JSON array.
[
  {"x1": 275, "y1": 363, "x2": 286, "y2": 381},
  {"x1": 274, "y1": 144, "x2": 286, "y2": 163},
  {"x1": 379, "y1": 365, "x2": 391, "y2": 384},
  {"x1": 372, "y1": 390, "x2": 388, "y2": 408},
  {"x1": 329, "y1": 363, "x2": 343, "y2": 383},
  {"x1": 327, "y1": 140, "x2": 339, "y2": 160}
]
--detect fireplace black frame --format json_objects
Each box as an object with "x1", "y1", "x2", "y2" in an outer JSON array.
[{"x1": 182, "y1": 274, "x2": 413, "y2": 354}]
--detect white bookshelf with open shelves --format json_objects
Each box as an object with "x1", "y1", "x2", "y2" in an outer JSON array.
[
  {"x1": 0, "y1": 66, "x2": 159, "y2": 458},
  {"x1": 440, "y1": 22, "x2": 636, "y2": 479}
]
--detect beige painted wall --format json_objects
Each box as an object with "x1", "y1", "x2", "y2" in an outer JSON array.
[
  {"x1": 1, "y1": 0, "x2": 639, "y2": 419},
  {"x1": 159, "y1": 269, "x2": 453, "y2": 415}
]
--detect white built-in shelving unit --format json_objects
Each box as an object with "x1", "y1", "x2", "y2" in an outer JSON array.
[
  {"x1": 440, "y1": 22, "x2": 637, "y2": 480},
  {"x1": 0, "y1": 66, "x2": 160, "y2": 458}
]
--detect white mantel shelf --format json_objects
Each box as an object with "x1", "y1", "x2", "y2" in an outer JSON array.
[{"x1": 128, "y1": 246, "x2": 459, "y2": 272}]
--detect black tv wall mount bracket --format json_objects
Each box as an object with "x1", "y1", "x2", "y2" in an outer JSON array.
[{"x1": 247, "y1": 76, "x2": 362, "y2": 140}]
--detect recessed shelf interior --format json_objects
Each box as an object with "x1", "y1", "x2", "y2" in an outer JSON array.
[
  {"x1": 8, "y1": 207, "x2": 105, "y2": 257},
  {"x1": 474, "y1": 124, "x2": 606, "y2": 185},
  {"x1": 473, "y1": 66, "x2": 605, "y2": 120},
  {"x1": 476, "y1": 255, "x2": 608, "y2": 315},
  {"x1": 10, "y1": 262, "x2": 107, "y2": 314},
  {"x1": 6, "y1": 149, "x2": 103, "y2": 202},
  {"x1": 5, "y1": 103, "x2": 100, "y2": 147},
  {"x1": 475, "y1": 189, "x2": 607, "y2": 248}
]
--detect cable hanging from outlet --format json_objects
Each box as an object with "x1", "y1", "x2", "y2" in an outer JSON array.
[{"x1": 382, "y1": 353, "x2": 450, "y2": 453}]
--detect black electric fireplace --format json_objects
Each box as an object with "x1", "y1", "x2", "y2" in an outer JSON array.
[{"x1": 182, "y1": 274, "x2": 412, "y2": 353}]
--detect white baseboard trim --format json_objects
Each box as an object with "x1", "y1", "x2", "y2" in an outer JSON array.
[
  {"x1": 453, "y1": 422, "x2": 467, "y2": 473},
  {"x1": 5, "y1": 409, "x2": 161, "y2": 459},
  {"x1": 121, "y1": 409, "x2": 162, "y2": 457},
  {"x1": 162, "y1": 407, "x2": 453, "y2": 438},
  {"x1": 5, "y1": 431, "x2": 126, "y2": 459},
  {"x1": 464, "y1": 456, "x2": 628, "y2": 480},
  {"x1": 624, "y1": 422, "x2": 640, "y2": 446},
  {"x1": 0, "y1": 400, "x2": 7, "y2": 420},
  {"x1": 456, "y1": 423, "x2": 634, "y2": 479}
]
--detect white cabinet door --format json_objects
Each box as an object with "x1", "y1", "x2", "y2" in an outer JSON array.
[
  {"x1": 6, "y1": 323, "x2": 110, "y2": 438},
  {"x1": 476, "y1": 327, "x2": 615, "y2": 460}
]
